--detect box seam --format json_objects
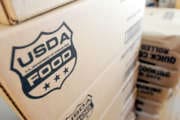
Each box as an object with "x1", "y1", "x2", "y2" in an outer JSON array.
[{"x1": 0, "y1": 83, "x2": 28, "y2": 120}]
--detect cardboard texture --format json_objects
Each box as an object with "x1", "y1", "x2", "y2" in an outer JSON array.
[
  {"x1": 120, "y1": 89, "x2": 137, "y2": 120},
  {"x1": 139, "y1": 38, "x2": 180, "y2": 71},
  {"x1": 0, "y1": 0, "x2": 76, "y2": 25},
  {"x1": 144, "y1": 8, "x2": 180, "y2": 33},
  {"x1": 100, "y1": 62, "x2": 139, "y2": 120},
  {"x1": 136, "y1": 111, "x2": 159, "y2": 120},
  {"x1": 0, "y1": 2, "x2": 9, "y2": 24},
  {"x1": 103, "y1": 88, "x2": 137, "y2": 120},
  {"x1": 162, "y1": 90, "x2": 180, "y2": 120},
  {"x1": 141, "y1": 8, "x2": 180, "y2": 70},
  {"x1": 61, "y1": 53, "x2": 139, "y2": 120},
  {"x1": 136, "y1": 95, "x2": 177, "y2": 120},
  {"x1": 61, "y1": 40, "x2": 141, "y2": 120},
  {"x1": 139, "y1": 63, "x2": 180, "y2": 88},
  {"x1": 136, "y1": 97, "x2": 162, "y2": 115},
  {"x1": 0, "y1": 0, "x2": 145, "y2": 119},
  {"x1": 136, "y1": 8, "x2": 180, "y2": 120},
  {"x1": 137, "y1": 81, "x2": 172, "y2": 103}
]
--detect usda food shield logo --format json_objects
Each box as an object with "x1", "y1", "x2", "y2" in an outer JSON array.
[{"x1": 10, "y1": 22, "x2": 77, "y2": 99}]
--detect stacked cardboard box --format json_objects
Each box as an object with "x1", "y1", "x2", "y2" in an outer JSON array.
[
  {"x1": 136, "y1": 8, "x2": 180, "y2": 120},
  {"x1": 0, "y1": 0, "x2": 145, "y2": 120},
  {"x1": 159, "y1": 0, "x2": 175, "y2": 8},
  {"x1": 0, "y1": 0, "x2": 76, "y2": 25}
]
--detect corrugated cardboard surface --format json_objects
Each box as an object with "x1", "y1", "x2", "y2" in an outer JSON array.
[{"x1": 0, "y1": 0, "x2": 145, "y2": 119}]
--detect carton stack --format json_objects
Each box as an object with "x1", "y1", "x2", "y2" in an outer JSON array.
[
  {"x1": 0, "y1": 0, "x2": 145, "y2": 120},
  {"x1": 136, "y1": 8, "x2": 180, "y2": 120},
  {"x1": 158, "y1": 0, "x2": 176, "y2": 8},
  {"x1": 0, "y1": 0, "x2": 76, "y2": 25}
]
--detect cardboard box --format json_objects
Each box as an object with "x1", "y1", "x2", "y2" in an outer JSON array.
[
  {"x1": 61, "y1": 53, "x2": 140, "y2": 120},
  {"x1": 120, "y1": 89, "x2": 137, "y2": 120},
  {"x1": 60, "y1": 60, "x2": 139, "y2": 120},
  {"x1": 160, "y1": 90, "x2": 180, "y2": 120},
  {"x1": 137, "y1": 8, "x2": 180, "y2": 120},
  {"x1": 0, "y1": 38, "x2": 141, "y2": 120},
  {"x1": 144, "y1": 8, "x2": 180, "y2": 30},
  {"x1": 137, "y1": 81, "x2": 172, "y2": 102},
  {"x1": 136, "y1": 111, "x2": 159, "y2": 120},
  {"x1": 141, "y1": 8, "x2": 180, "y2": 70},
  {"x1": 139, "y1": 38, "x2": 180, "y2": 71},
  {"x1": 135, "y1": 95, "x2": 179, "y2": 120},
  {"x1": 123, "y1": 38, "x2": 141, "y2": 80},
  {"x1": 158, "y1": 0, "x2": 175, "y2": 8},
  {"x1": 139, "y1": 63, "x2": 180, "y2": 88},
  {"x1": 102, "y1": 88, "x2": 137, "y2": 120},
  {"x1": 0, "y1": 0, "x2": 76, "y2": 25},
  {"x1": 99, "y1": 63, "x2": 139, "y2": 120},
  {"x1": 0, "y1": 0, "x2": 145, "y2": 119},
  {"x1": 136, "y1": 97, "x2": 162, "y2": 115}
]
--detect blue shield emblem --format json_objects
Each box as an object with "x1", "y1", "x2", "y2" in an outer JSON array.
[{"x1": 11, "y1": 22, "x2": 77, "y2": 99}]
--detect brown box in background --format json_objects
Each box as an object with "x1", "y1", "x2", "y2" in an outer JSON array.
[
  {"x1": 136, "y1": 97, "x2": 162, "y2": 115},
  {"x1": 137, "y1": 81, "x2": 172, "y2": 102},
  {"x1": 139, "y1": 38, "x2": 180, "y2": 71},
  {"x1": 136, "y1": 111, "x2": 159, "y2": 120},
  {"x1": 139, "y1": 63, "x2": 180, "y2": 88},
  {"x1": 141, "y1": 8, "x2": 180, "y2": 72},
  {"x1": 136, "y1": 7, "x2": 180, "y2": 120},
  {"x1": 120, "y1": 89, "x2": 137, "y2": 120},
  {"x1": 141, "y1": 8, "x2": 180, "y2": 70}
]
